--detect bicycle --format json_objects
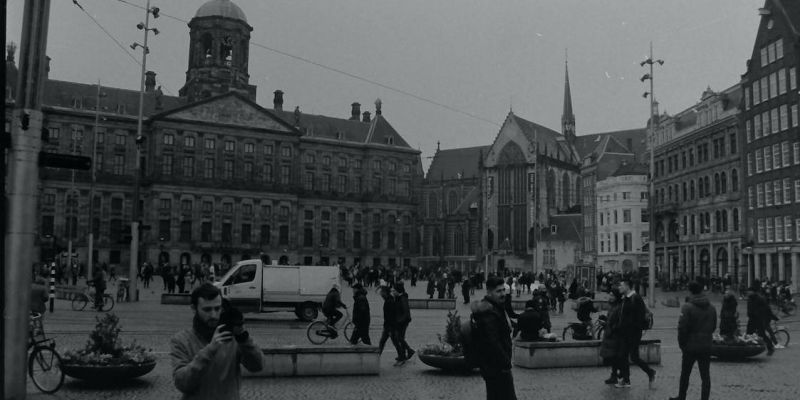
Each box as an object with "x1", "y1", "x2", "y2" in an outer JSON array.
[
  {"x1": 28, "y1": 312, "x2": 65, "y2": 394},
  {"x1": 769, "y1": 297, "x2": 796, "y2": 317},
  {"x1": 563, "y1": 317, "x2": 606, "y2": 341},
  {"x1": 770, "y1": 320, "x2": 790, "y2": 348},
  {"x1": 71, "y1": 284, "x2": 115, "y2": 311},
  {"x1": 306, "y1": 308, "x2": 355, "y2": 345}
]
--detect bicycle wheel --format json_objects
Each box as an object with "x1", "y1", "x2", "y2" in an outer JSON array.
[
  {"x1": 774, "y1": 329, "x2": 790, "y2": 348},
  {"x1": 343, "y1": 322, "x2": 355, "y2": 343},
  {"x1": 562, "y1": 326, "x2": 575, "y2": 341},
  {"x1": 71, "y1": 294, "x2": 88, "y2": 311},
  {"x1": 29, "y1": 346, "x2": 64, "y2": 394},
  {"x1": 306, "y1": 321, "x2": 330, "y2": 345},
  {"x1": 103, "y1": 294, "x2": 115, "y2": 311}
]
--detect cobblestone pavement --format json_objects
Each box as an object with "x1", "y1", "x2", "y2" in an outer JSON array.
[{"x1": 24, "y1": 279, "x2": 800, "y2": 400}]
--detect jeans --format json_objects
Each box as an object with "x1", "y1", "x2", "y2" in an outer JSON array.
[
  {"x1": 483, "y1": 370, "x2": 517, "y2": 400},
  {"x1": 395, "y1": 323, "x2": 413, "y2": 359},
  {"x1": 349, "y1": 323, "x2": 372, "y2": 345},
  {"x1": 675, "y1": 351, "x2": 710, "y2": 400},
  {"x1": 378, "y1": 325, "x2": 401, "y2": 356},
  {"x1": 618, "y1": 331, "x2": 653, "y2": 381}
]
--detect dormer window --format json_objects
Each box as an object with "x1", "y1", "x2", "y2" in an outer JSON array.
[
  {"x1": 117, "y1": 104, "x2": 127, "y2": 114},
  {"x1": 72, "y1": 97, "x2": 82, "y2": 109},
  {"x1": 386, "y1": 136, "x2": 394, "y2": 145},
  {"x1": 551, "y1": 225, "x2": 558, "y2": 234},
  {"x1": 336, "y1": 131, "x2": 344, "y2": 140}
]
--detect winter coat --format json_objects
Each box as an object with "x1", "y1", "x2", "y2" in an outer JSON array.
[
  {"x1": 352, "y1": 289, "x2": 370, "y2": 327},
  {"x1": 746, "y1": 291, "x2": 773, "y2": 328},
  {"x1": 719, "y1": 293, "x2": 739, "y2": 337},
  {"x1": 517, "y1": 308, "x2": 544, "y2": 341},
  {"x1": 617, "y1": 291, "x2": 647, "y2": 336},
  {"x1": 471, "y1": 296, "x2": 512, "y2": 377},
  {"x1": 426, "y1": 280, "x2": 436, "y2": 295},
  {"x1": 599, "y1": 301, "x2": 623, "y2": 359},
  {"x1": 394, "y1": 292, "x2": 411, "y2": 326},
  {"x1": 382, "y1": 296, "x2": 397, "y2": 328},
  {"x1": 678, "y1": 293, "x2": 717, "y2": 354},
  {"x1": 322, "y1": 288, "x2": 345, "y2": 314},
  {"x1": 170, "y1": 327, "x2": 263, "y2": 400}
]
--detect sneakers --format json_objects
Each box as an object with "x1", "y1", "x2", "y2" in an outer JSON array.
[
  {"x1": 604, "y1": 377, "x2": 618, "y2": 385},
  {"x1": 614, "y1": 380, "x2": 631, "y2": 388},
  {"x1": 775, "y1": 344, "x2": 785, "y2": 349}
]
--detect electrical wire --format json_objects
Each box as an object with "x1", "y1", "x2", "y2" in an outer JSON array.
[{"x1": 113, "y1": 0, "x2": 499, "y2": 127}]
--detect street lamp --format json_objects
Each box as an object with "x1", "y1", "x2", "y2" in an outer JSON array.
[
  {"x1": 87, "y1": 82, "x2": 107, "y2": 281},
  {"x1": 640, "y1": 42, "x2": 664, "y2": 308},
  {"x1": 129, "y1": 0, "x2": 159, "y2": 302}
]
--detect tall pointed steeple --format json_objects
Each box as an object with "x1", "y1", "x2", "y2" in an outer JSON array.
[{"x1": 561, "y1": 52, "x2": 576, "y2": 144}]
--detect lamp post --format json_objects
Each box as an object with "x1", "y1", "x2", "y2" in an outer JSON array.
[
  {"x1": 640, "y1": 42, "x2": 663, "y2": 308},
  {"x1": 129, "y1": 1, "x2": 159, "y2": 301},
  {"x1": 87, "y1": 81, "x2": 106, "y2": 282}
]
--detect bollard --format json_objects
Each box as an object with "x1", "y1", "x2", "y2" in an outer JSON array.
[{"x1": 49, "y1": 265, "x2": 56, "y2": 312}]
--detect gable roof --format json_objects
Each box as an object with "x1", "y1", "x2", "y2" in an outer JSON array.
[
  {"x1": 540, "y1": 214, "x2": 582, "y2": 243},
  {"x1": 574, "y1": 128, "x2": 646, "y2": 163},
  {"x1": 41, "y1": 79, "x2": 185, "y2": 117},
  {"x1": 426, "y1": 145, "x2": 489, "y2": 181},
  {"x1": 508, "y1": 113, "x2": 580, "y2": 163},
  {"x1": 273, "y1": 109, "x2": 413, "y2": 149}
]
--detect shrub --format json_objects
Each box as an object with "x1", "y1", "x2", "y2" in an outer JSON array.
[
  {"x1": 62, "y1": 313, "x2": 155, "y2": 366},
  {"x1": 422, "y1": 310, "x2": 464, "y2": 356}
]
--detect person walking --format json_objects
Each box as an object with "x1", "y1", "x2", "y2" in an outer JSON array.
[
  {"x1": 615, "y1": 279, "x2": 656, "y2": 389},
  {"x1": 471, "y1": 276, "x2": 518, "y2": 400},
  {"x1": 669, "y1": 281, "x2": 717, "y2": 400},
  {"x1": 746, "y1": 281, "x2": 775, "y2": 356},
  {"x1": 461, "y1": 278, "x2": 472, "y2": 304},
  {"x1": 426, "y1": 276, "x2": 436, "y2": 300},
  {"x1": 377, "y1": 287, "x2": 403, "y2": 359},
  {"x1": 392, "y1": 283, "x2": 414, "y2": 365},
  {"x1": 92, "y1": 266, "x2": 107, "y2": 311},
  {"x1": 349, "y1": 283, "x2": 372, "y2": 345},
  {"x1": 170, "y1": 283, "x2": 262, "y2": 400},
  {"x1": 601, "y1": 288, "x2": 623, "y2": 384}
]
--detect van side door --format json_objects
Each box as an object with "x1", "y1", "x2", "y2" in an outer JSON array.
[{"x1": 221, "y1": 263, "x2": 261, "y2": 313}]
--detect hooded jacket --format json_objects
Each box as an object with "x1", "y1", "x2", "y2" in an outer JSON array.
[
  {"x1": 394, "y1": 292, "x2": 412, "y2": 326},
  {"x1": 471, "y1": 296, "x2": 512, "y2": 377},
  {"x1": 352, "y1": 288, "x2": 370, "y2": 326},
  {"x1": 677, "y1": 293, "x2": 717, "y2": 354}
]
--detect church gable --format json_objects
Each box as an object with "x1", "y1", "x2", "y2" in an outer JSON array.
[
  {"x1": 483, "y1": 114, "x2": 537, "y2": 168},
  {"x1": 153, "y1": 93, "x2": 296, "y2": 133}
]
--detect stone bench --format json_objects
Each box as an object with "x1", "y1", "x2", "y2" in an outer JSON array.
[
  {"x1": 513, "y1": 339, "x2": 661, "y2": 369},
  {"x1": 243, "y1": 345, "x2": 380, "y2": 377},
  {"x1": 408, "y1": 298, "x2": 456, "y2": 309},
  {"x1": 161, "y1": 293, "x2": 192, "y2": 305}
]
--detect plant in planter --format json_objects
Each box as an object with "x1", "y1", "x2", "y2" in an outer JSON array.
[
  {"x1": 61, "y1": 313, "x2": 156, "y2": 381},
  {"x1": 418, "y1": 310, "x2": 475, "y2": 372}
]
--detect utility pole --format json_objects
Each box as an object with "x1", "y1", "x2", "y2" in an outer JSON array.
[
  {"x1": 88, "y1": 81, "x2": 105, "y2": 281},
  {"x1": 640, "y1": 42, "x2": 664, "y2": 308},
  {"x1": 129, "y1": 0, "x2": 159, "y2": 301},
  {"x1": 4, "y1": 1, "x2": 51, "y2": 398}
]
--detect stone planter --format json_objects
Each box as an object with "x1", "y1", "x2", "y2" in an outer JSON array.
[
  {"x1": 418, "y1": 352, "x2": 475, "y2": 373},
  {"x1": 61, "y1": 361, "x2": 156, "y2": 381},
  {"x1": 710, "y1": 343, "x2": 765, "y2": 360}
]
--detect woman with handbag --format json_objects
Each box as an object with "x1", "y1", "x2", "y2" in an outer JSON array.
[{"x1": 600, "y1": 288, "x2": 623, "y2": 385}]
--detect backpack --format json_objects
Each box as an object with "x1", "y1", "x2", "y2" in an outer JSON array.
[{"x1": 459, "y1": 315, "x2": 479, "y2": 367}]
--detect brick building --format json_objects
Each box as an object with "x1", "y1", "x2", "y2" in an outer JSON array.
[
  {"x1": 741, "y1": 0, "x2": 800, "y2": 291},
  {"x1": 4, "y1": 0, "x2": 422, "y2": 272}
]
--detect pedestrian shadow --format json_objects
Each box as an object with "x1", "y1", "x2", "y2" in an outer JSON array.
[{"x1": 419, "y1": 368, "x2": 480, "y2": 377}]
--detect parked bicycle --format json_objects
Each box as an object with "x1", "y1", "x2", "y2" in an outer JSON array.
[
  {"x1": 306, "y1": 308, "x2": 354, "y2": 345},
  {"x1": 71, "y1": 284, "x2": 115, "y2": 311},
  {"x1": 563, "y1": 316, "x2": 606, "y2": 341},
  {"x1": 28, "y1": 312, "x2": 64, "y2": 394}
]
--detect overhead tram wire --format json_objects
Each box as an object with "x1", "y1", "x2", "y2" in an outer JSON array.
[
  {"x1": 72, "y1": 0, "x2": 177, "y2": 96},
  {"x1": 114, "y1": 0, "x2": 499, "y2": 127}
]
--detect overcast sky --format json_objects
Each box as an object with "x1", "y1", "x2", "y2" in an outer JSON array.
[{"x1": 7, "y1": 0, "x2": 763, "y2": 170}]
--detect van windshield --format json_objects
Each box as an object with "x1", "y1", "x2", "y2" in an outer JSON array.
[{"x1": 224, "y1": 264, "x2": 257, "y2": 285}]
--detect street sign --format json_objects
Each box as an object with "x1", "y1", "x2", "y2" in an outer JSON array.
[{"x1": 39, "y1": 152, "x2": 92, "y2": 170}]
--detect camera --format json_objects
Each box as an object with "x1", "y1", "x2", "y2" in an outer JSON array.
[{"x1": 218, "y1": 299, "x2": 244, "y2": 333}]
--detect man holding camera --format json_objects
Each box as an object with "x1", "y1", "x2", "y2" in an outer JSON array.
[{"x1": 170, "y1": 283, "x2": 263, "y2": 400}]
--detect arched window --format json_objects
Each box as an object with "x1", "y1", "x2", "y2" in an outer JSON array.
[
  {"x1": 448, "y1": 191, "x2": 459, "y2": 215},
  {"x1": 428, "y1": 193, "x2": 439, "y2": 218},
  {"x1": 715, "y1": 211, "x2": 721, "y2": 232},
  {"x1": 690, "y1": 180, "x2": 695, "y2": 199},
  {"x1": 454, "y1": 226, "x2": 465, "y2": 255},
  {"x1": 201, "y1": 33, "x2": 214, "y2": 61},
  {"x1": 562, "y1": 172, "x2": 570, "y2": 209},
  {"x1": 714, "y1": 173, "x2": 721, "y2": 195},
  {"x1": 546, "y1": 170, "x2": 556, "y2": 208},
  {"x1": 575, "y1": 177, "x2": 582, "y2": 204},
  {"x1": 668, "y1": 186, "x2": 673, "y2": 201},
  {"x1": 698, "y1": 179, "x2": 704, "y2": 198},
  {"x1": 704, "y1": 176, "x2": 710, "y2": 196},
  {"x1": 720, "y1": 171, "x2": 727, "y2": 193},
  {"x1": 731, "y1": 169, "x2": 739, "y2": 192},
  {"x1": 732, "y1": 208, "x2": 740, "y2": 231},
  {"x1": 721, "y1": 209, "x2": 728, "y2": 232}
]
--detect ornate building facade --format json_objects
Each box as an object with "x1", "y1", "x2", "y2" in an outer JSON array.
[
  {"x1": 741, "y1": 0, "x2": 800, "y2": 291},
  {"x1": 4, "y1": 0, "x2": 423, "y2": 272},
  {"x1": 652, "y1": 84, "x2": 744, "y2": 283}
]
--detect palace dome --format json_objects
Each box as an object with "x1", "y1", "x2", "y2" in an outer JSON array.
[{"x1": 195, "y1": 0, "x2": 247, "y2": 23}]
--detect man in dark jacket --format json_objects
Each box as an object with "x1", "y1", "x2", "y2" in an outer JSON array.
[
  {"x1": 392, "y1": 283, "x2": 414, "y2": 364},
  {"x1": 461, "y1": 278, "x2": 472, "y2": 304},
  {"x1": 746, "y1": 281, "x2": 775, "y2": 355},
  {"x1": 669, "y1": 281, "x2": 717, "y2": 400},
  {"x1": 517, "y1": 300, "x2": 544, "y2": 341},
  {"x1": 322, "y1": 283, "x2": 346, "y2": 338},
  {"x1": 471, "y1": 276, "x2": 517, "y2": 400},
  {"x1": 615, "y1": 279, "x2": 656, "y2": 388},
  {"x1": 349, "y1": 283, "x2": 371, "y2": 345}
]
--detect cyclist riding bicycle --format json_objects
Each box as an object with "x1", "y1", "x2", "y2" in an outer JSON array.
[
  {"x1": 575, "y1": 296, "x2": 598, "y2": 339},
  {"x1": 322, "y1": 283, "x2": 347, "y2": 338}
]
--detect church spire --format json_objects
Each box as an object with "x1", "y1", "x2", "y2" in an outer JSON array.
[{"x1": 561, "y1": 52, "x2": 576, "y2": 144}]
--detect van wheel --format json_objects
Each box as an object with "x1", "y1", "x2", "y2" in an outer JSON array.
[{"x1": 297, "y1": 303, "x2": 318, "y2": 321}]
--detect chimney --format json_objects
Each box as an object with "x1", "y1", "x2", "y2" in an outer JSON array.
[
  {"x1": 273, "y1": 90, "x2": 284, "y2": 111},
  {"x1": 145, "y1": 71, "x2": 156, "y2": 92},
  {"x1": 362, "y1": 111, "x2": 371, "y2": 122},
  {"x1": 375, "y1": 98, "x2": 382, "y2": 115},
  {"x1": 350, "y1": 102, "x2": 360, "y2": 120}
]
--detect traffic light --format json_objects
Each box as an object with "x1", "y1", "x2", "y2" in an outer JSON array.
[{"x1": 39, "y1": 152, "x2": 92, "y2": 170}]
